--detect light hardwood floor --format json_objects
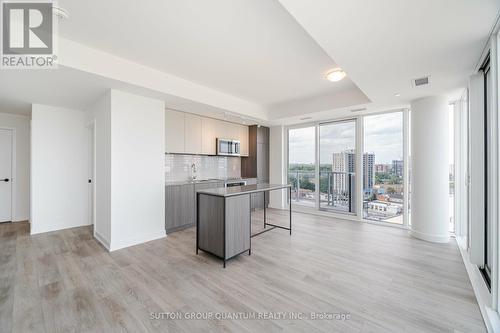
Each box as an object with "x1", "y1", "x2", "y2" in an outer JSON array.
[{"x1": 0, "y1": 209, "x2": 485, "y2": 332}]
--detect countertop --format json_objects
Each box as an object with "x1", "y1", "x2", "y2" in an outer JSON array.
[
  {"x1": 165, "y1": 178, "x2": 256, "y2": 186},
  {"x1": 196, "y1": 183, "x2": 290, "y2": 197}
]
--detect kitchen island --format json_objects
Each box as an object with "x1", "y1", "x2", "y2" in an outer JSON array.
[{"x1": 196, "y1": 183, "x2": 292, "y2": 267}]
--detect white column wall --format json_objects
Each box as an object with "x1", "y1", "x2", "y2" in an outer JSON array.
[
  {"x1": 410, "y1": 96, "x2": 450, "y2": 243},
  {"x1": 85, "y1": 90, "x2": 166, "y2": 251},
  {"x1": 109, "y1": 90, "x2": 166, "y2": 251},
  {"x1": 31, "y1": 104, "x2": 88, "y2": 234},
  {"x1": 269, "y1": 125, "x2": 287, "y2": 209}
]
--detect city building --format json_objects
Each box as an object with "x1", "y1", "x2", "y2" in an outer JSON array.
[
  {"x1": 375, "y1": 163, "x2": 391, "y2": 174},
  {"x1": 332, "y1": 149, "x2": 374, "y2": 192},
  {"x1": 392, "y1": 160, "x2": 404, "y2": 177}
]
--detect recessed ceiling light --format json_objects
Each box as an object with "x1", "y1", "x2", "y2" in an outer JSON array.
[
  {"x1": 325, "y1": 68, "x2": 346, "y2": 82},
  {"x1": 394, "y1": 93, "x2": 400, "y2": 97},
  {"x1": 53, "y1": 6, "x2": 69, "y2": 19}
]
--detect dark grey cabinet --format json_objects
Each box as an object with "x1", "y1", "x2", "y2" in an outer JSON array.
[
  {"x1": 242, "y1": 125, "x2": 269, "y2": 210},
  {"x1": 194, "y1": 181, "x2": 224, "y2": 222},
  {"x1": 165, "y1": 183, "x2": 195, "y2": 233},
  {"x1": 166, "y1": 180, "x2": 225, "y2": 234}
]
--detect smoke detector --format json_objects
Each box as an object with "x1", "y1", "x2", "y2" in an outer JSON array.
[{"x1": 412, "y1": 76, "x2": 430, "y2": 87}]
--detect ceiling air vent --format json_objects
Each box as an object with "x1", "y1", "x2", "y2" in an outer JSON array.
[{"x1": 412, "y1": 76, "x2": 430, "y2": 87}]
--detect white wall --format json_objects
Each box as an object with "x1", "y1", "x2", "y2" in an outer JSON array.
[
  {"x1": 31, "y1": 104, "x2": 88, "y2": 234},
  {"x1": 109, "y1": 90, "x2": 166, "y2": 250},
  {"x1": 86, "y1": 92, "x2": 112, "y2": 245},
  {"x1": 0, "y1": 113, "x2": 30, "y2": 221},
  {"x1": 269, "y1": 125, "x2": 287, "y2": 209},
  {"x1": 410, "y1": 96, "x2": 450, "y2": 243}
]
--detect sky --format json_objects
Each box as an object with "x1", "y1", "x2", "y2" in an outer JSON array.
[{"x1": 289, "y1": 112, "x2": 404, "y2": 165}]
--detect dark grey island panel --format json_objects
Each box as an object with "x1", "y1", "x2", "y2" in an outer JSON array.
[
  {"x1": 197, "y1": 193, "x2": 251, "y2": 262},
  {"x1": 196, "y1": 183, "x2": 292, "y2": 267}
]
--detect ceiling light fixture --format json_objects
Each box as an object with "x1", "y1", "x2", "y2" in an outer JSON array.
[
  {"x1": 394, "y1": 93, "x2": 400, "y2": 97},
  {"x1": 325, "y1": 68, "x2": 346, "y2": 82},
  {"x1": 53, "y1": 6, "x2": 69, "y2": 19}
]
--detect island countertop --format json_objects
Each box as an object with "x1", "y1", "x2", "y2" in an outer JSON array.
[{"x1": 196, "y1": 183, "x2": 290, "y2": 197}]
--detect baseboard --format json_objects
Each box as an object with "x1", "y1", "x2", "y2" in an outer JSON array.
[
  {"x1": 109, "y1": 229, "x2": 166, "y2": 252},
  {"x1": 166, "y1": 223, "x2": 194, "y2": 234},
  {"x1": 409, "y1": 229, "x2": 450, "y2": 243},
  {"x1": 94, "y1": 231, "x2": 111, "y2": 251},
  {"x1": 30, "y1": 221, "x2": 91, "y2": 235},
  {"x1": 457, "y1": 239, "x2": 497, "y2": 332},
  {"x1": 12, "y1": 216, "x2": 29, "y2": 222},
  {"x1": 268, "y1": 204, "x2": 286, "y2": 210}
]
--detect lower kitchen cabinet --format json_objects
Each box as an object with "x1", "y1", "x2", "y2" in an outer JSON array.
[
  {"x1": 165, "y1": 183, "x2": 195, "y2": 233},
  {"x1": 166, "y1": 181, "x2": 225, "y2": 234}
]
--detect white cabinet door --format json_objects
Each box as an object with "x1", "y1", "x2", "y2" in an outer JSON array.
[
  {"x1": 201, "y1": 117, "x2": 217, "y2": 155},
  {"x1": 239, "y1": 125, "x2": 249, "y2": 156},
  {"x1": 165, "y1": 109, "x2": 185, "y2": 153},
  {"x1": 0, "y1": 129, "x2": 12, "y2": 222},
  {"x1": 184, "y1": 113, "x2": 202, "y2": 154}
]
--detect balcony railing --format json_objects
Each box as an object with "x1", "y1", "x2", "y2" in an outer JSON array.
[{"x1": 288, "y1": 170, "x2": 355, "y2": 212}]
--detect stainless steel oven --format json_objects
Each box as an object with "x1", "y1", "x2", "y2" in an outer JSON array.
[{"x1": 216, "y1": 138, "x2": 240, "y2": 156}]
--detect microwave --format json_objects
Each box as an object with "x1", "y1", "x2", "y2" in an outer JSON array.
[{"x1": 216, "y1": 138, "x2": 240, "y2": 156}]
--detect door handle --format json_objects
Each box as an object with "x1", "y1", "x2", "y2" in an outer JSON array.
[{"x1": 2, "y1": 178, "x2": 9, "y2": 182}]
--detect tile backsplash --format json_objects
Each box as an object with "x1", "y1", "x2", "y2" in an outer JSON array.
[{"x1": 165, "y1": 154, "x2": 241, "y2": 182}]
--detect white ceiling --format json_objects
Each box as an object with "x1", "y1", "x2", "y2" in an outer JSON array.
[
  {"x1": 279, "y1": 0, "x2": 500, "y2": 110},
  {"x1": 0, "y1": 1, "x2": 498, "y2": 125},
  {"x1": 57, "y1": 0, "x2": 368, "y2": 110},
  {"x1": 0, "y1": 66, "x2": 265, "y2": 124}
]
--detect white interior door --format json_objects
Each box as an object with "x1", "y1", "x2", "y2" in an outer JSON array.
[
  {"x1": 87, "y1": 123, "x2": 95, "y2": 227},
  {"x1": 0, "y1": 129, "x2": 13, "y2": 223}
]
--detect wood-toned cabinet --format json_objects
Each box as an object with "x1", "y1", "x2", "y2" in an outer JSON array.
[
  {"x1": 166, "y1": 109, "x2": 249, "y2": 156},
  {"x1": 165, "y1": 183, "x2": 195, "y2": 233},
  {"x1": 194, "y1": 180, "x2": 225, "y2": 222},
  {"x1": 166, "y1": 181, "x2": 225, "y2": 233},
  {"x1": 241, "y1": 126, "x2": 270, "y2": 209}
]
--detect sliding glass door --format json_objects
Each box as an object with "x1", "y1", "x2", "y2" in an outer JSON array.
[
  {"x1": 288, "y1": 126, "x2": 316, "y2": 207},
  {"x1": 319, "y1": 120, "x2": 357, "y2": 214},
  {"x1": 287, "y1": 111, "x2": 409, "y2": 225},
  {"x1": 363, "y1": 112, "x2": 404, "y2": 224}
]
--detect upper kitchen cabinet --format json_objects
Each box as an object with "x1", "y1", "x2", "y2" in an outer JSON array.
[
  {"x1": 201, "y1": 117, "x2": 217, "y2": 155},
  {"x1": 165, "y1": 109, "x2": 185, "y2": 153},
  {"x1": 238, "y1": 125, "x2": 249, "y2": 156},
  {"x1": 166, "y1": 109, "x2": 249, "y2": 156},
  {"x1": 184, "y1": 113, "x2": 203, "y2": 154}
]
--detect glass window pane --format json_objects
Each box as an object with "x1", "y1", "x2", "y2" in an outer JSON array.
[
  {"x1": 319, "y1": 120, "x2": 357, "y2": 214},
  {"x1": 288, "y1": 127, "x2": 316, "y2": 207},
  {"x1": 363, "y1": 112, "x2": 404, "y2": 223}
]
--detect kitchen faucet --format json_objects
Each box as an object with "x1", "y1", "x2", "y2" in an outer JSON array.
[{"x1": 191, "y1": 163, "x2": 197, "y2": 181}]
